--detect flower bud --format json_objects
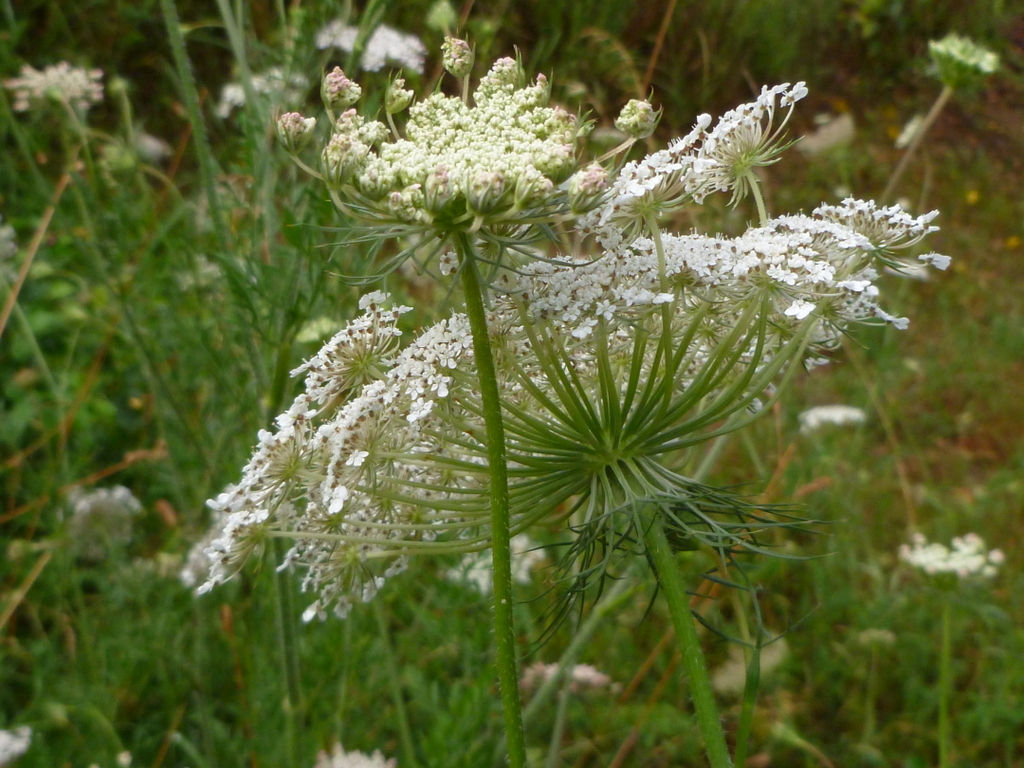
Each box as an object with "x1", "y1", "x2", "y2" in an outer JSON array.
[
  {"x1": 322, "y1": 66, "x2": 362, "y2": 110},
  {"x1": 481, "y1": 57, "x2": 523, "y2": 90},
  {"x1": 385, "y1": 76, "x2": 414, "y2": 114},
  {"x1": 614, "y1": 99, "x2": 660, "y2": 139},
  {"x1": 322, "y1": 132, "x2": 369, "y2": 186},
  {"x1": 513, "y1": 166, "x2": 554, "y2": 208},
  {"x1": 276, "y1": 112, "x2": 316, "y2": 153},
  {"x1": 466, "y1": 170, "x2": 507, "y2": 213},
  {"x1": 442, "y1": 37, "x2": 473, "y2": 78},
  {"x1": 424, "y1": 166, "x2": 456, "y2": 211},
  {"x1": 388, "y1": 184, "x2": 428, "y2": 223},
  {"x1": 567, "y1": 163, "x2": 609, "y2": 212}
]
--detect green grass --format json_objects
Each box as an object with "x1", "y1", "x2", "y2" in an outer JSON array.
[{"x1": 2, "y1": 1, "x2": 1023, "y2": 766}]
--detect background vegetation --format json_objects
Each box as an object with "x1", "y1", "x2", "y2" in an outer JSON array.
[{"x1": 2, "y1": 1, "x2": 1022, "y2": 765}]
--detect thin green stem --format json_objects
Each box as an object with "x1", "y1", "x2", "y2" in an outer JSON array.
[
  {"x1": 747, "y1": 174, "x2": 768, "y2": 226},
  {"x1": 272, "y1": 539, "x2": 303, "y2": 768},
  {"x1": 159, "y1": 0, "x2": 229, "y2": 251},
  {"x1": 544, "y1": 683, "x2": 572, "y2": 768},
  {"x1": 455, "y1": 233, "x2": 526, "y2": 768},
  {"x1": 882, "y1": 85, "x2": 953, "y2": 203},
  {"x1": 643, "y1": 516, "x2": 732, "y2": 768},
  {"x1": 938, "y1": 598, "x2": 952, "y2": 768},
  {"x1": 373, "y1": 602, "x2": 421, "y2": 768}
]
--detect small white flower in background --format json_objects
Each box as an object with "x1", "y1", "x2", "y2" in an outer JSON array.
[
  {"x1": 65, "y1": 485, "x2": 142, "y2": 562},
  {"x1": 316, "y1": 20, "x2": 427, "y2": 74},
  {"x1": 797, "y1": 112, "x2": 855, "y2": 156},
  {"x1": 798, "y1": 404, "x2": 867, "y2": 434},
  {"x1": 116, "y1": 751, "x2": 132, "y2": 767},
  {"x1": 929, "y1": 33, "x2": 999, "y2": 90},
  {"x1": 519, "y1": 661, "x2": 613, "y2": 693},
  {"x1": 4, "y1": 62, "x2": 104, "y2": 113},
  {"x1": 0, "y1": 725, "x2": 31, "y2": 766},
  {"x1": 900, "y1": 532, "x2": 1004, "y2": 580},
  {"x1": 449, "y1": 535, "x2": 546, "y2": 594},
  {"x1": 133, "y1": 132, "x2": 173, "y2": 164},
  {"x1": 215, "y1": 67, "x2": 308, "y2": 119},
  {"x1": 895, "y1": 114, "x2": 923, "y2": 149},
  {"x1": 313, "y1": 742, "x2": 396, "y2": 768},
  {"x1": 712, "y1": 638, "x2": 789, "y2": 697}
]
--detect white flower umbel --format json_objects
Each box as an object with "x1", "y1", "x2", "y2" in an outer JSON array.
[
  {"x1": 448, "y1": 534, "x2": 545, "y2": 593},
  {"x1": 315, "y1": 20, "x2": 427, "y2": 74},
  {"x1": 283, "y1": 46, "x2": 617, "y2": 250},
  {"x1": 579, "y1": 83, "x2": 807, "y2": 243},
  {"x1": 929, "y1": 34, "x2": 999, "y2": 91},
  {"x1": 313, "y1": 742, "x2": 396, "y2": 768},
  {"x1": 519, "y1": 661, "x2": 613, "y2": 693},
  {"x1": 798, "y1": 404, "x2": 867, "y2": 434},
  {"x1": 900, "y1": 532, "x2": 1004, "y2": 580},
  {"x1": 215, "y1": 67, "x2": 308, "y2": 119},
  {"x1": 4, "y1": 62, "x2": 103, "y2": 113},
  {"x1": 65, "y1": 485, "x2": 142, "y2": 562},
  {"x1": 219, "y1": 76, "x2": 946, "y2": 767}
]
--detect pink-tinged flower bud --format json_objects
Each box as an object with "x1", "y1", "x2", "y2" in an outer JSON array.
[
  {"x1": 441, "y1": 37, "x2": 473, "y2": 78},
  {"x1": 466, "y1": 170, "x2": 507, "y2": 213},
  {"x1": 322, "y1": 67, "x2": 362, "y2": 110},
  {"x1": 567, "y1": 163, "x2": 609, "y2": 212},
  {"x1": 276, "y1": 112, "x2": 316, "y2": 153},
  {"x1": 385, "y1": 76, "x2": 414, "y2": 114},
  {"x1": 614, "y1": 99, "x2": 660, "y2": 139}
]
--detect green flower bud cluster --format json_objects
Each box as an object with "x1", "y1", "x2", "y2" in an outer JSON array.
[{"x1": 285, "y1": 44, "x2": 605, "y2": 236}]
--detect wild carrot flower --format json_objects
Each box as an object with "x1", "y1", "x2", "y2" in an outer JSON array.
[
  {"x1": 4, "y1": 62, "x2": 104, "y2": 113},
  {"x1": 294, "y1": 53, "x2": 596, "y2": 243},
  {"x1": 798, "y1": 405, "x2": 867, "y2": 434},
  {"x1": 928, "y1": 34, "x2": 999, "y2": 91},
  {"x1": 201, "y1": 53, "x2": 947, "y2": 624},
  {"x1": 448, "y1": 534, "x2": 546, "y2": 593},
  {"x1": 65, "y1": 485, "x2": 142, "y2": 562},
  {"x1": 315, "y1": 20, "x2": 427, "y2": 74},
  {"x1": 900, "y1": 532, "x2": 1004, "y2": 580},
  {"x1": 519, "y1": 661, "x2": 613, "y2": 693},
  {"x1": 313, "y1": 743, "x2": 396, "y2": 768},
  {"x1": 215, "y1": 67, "x2": 308, "y2": 119}
]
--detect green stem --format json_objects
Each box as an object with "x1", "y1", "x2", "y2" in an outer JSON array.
[
  {"x1": 747, "y1": 174, "x2": 768, "y2": 226},
  {"x1": 938, "y1": 598, "x2": 952, "y2": 768},
  {"x1": 159, "y1": 0, "x2": 229, "y2": 251},
  {"x1": 272, "y1": 539, "x2": 303, "y2": 768},
  {"x1": 882, "y1": 85, "x2": 953, "y2": 203},
  {"x1": 643, "y1": 516, "x2": 733, "y2": 768},
  {"x1": 455, "y1": 233, "x2": 526, "y2": 768}
]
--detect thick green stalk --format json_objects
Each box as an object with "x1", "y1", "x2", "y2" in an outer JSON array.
[
  {"x1": 643, "y1": 516, "x2": 733, "y2": 768},
  {"x1": 938, "y1": 598, "x2": 952, "y2": 768},
  {"x1": 455, "y1": 233, "x2": 526, "y2": 768}
]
